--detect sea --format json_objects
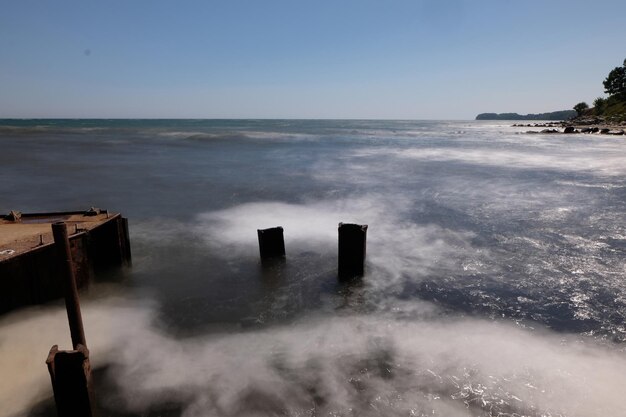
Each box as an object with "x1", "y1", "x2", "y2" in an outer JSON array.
[{"x1": 0, "y1": 119, "x2": 625, "y2": 417}]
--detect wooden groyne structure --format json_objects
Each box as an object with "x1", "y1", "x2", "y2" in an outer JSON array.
[
  {"x1": 0, "y1": 209, "x2": 131, "y2": 314},
  {"x1": 2, "y1": 213, "x2": 367, "y2": 416}
]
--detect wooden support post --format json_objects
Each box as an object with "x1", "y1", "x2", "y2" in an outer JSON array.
[
  {"x1": 46, "y1": 344, "x2": 95, "y2": 417},
  {"x1": 52, "y1": 222, "x2": 87, "y2": 350},
  {"x1": 338, "y1": 223, "x2": 368, "y2": 280},
  {"x1": 118, "y1": 217, "x2": 132, "y2": 267},
  {"x1": 257, "y1": 227, "x2": 286, "y2": 260}
]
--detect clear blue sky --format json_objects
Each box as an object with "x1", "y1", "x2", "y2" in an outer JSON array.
[{"x1": 1, "y1": 0, "x2": 625, "y2": 119}]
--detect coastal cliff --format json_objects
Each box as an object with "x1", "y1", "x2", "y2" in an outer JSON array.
[
  {"x1": 476, "y1": 110, "x2": 576, "y2": 120},
  {"x1": 481, "y1": 58, "x2": 626, "y2": 125}
]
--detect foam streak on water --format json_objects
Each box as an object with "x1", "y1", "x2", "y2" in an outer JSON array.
[{"x1": 0, "y1": 120, "x2": 625, "y2": 417}]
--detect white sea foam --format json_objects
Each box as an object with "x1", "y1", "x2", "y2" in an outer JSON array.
[
  {"x1": 393, "y1": 144, "x2": 626, "y2": 176},
  {"x1": 193, "y1": 196, "x2": 482, "y2": 289},
  {"x1": 2, "y1": 296, "x2": 626, "y2": 417},
  {"x1": 154, "y1": 130, "x2": 319, "y2": 142}
]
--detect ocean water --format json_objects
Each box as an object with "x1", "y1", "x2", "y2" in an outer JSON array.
[{"x1": 0, "y1": 119, "x2": 625, "y2": 417}]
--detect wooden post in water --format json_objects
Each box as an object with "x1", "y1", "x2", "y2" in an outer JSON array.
[
  {"x1": 52, "y1": 222, "x2": 87, "y2": 349},
  {"x1": 257, "y1": 227, "x2": 286, "y2": 260},
  {"x1": 46, "y1": 344, "x2": 95, "y2": 417},
  {"x1": 338, "y1": 223, "x2": 368, "y2": 280},
  {"x1": 118, "y1": 217, "x2": 132, "y2": 267}
]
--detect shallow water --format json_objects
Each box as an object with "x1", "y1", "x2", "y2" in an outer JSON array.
[{"x1": 1, "y1": 120, "x2": 625, "y2": 417}]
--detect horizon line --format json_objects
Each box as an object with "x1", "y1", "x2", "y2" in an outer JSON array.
[{"x1": 0, "y1": 117, "x2": 476, "y2": 121}]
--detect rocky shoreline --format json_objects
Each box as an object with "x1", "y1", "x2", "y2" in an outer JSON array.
[{"x1": 513, "y1": 118, "x2": 626, "y2": 135}]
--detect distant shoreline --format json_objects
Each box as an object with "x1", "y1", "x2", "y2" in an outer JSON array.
[{"x1": 476, "y1": 110, "x2": 576, "y2": 121}]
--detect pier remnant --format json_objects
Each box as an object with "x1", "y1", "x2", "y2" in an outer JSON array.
[
  {"x1": 338, "y1": 223, "x2": 368, "y2": 279},
  {"x1": 46, "y1": 344, "x2": 95, "y2": 417},
  {"x1": 257, "y1": 227, "x2": 286, "y2": 260},
  {"x1": 0, "y1": 210, "x2": 132, "y2": 314},
  {"x1": 52, "y1": 222, "x2": 87, "y2": 349}
]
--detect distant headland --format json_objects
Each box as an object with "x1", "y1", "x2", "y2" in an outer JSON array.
[
  {"x1": 475, "y1": 110, "x2": 576, "y2": 121},
  {"x1": 479, "y1": 58, "x2": 626, "y2": 130}
]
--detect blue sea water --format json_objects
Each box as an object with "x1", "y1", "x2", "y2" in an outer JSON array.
[{"x1": 1, "y1": 119, "x2": 625, "y2": 417}]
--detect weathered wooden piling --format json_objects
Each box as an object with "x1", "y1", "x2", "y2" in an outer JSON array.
[
  {"x1": 118, "y1": 217, "x2": 132, "y2": 267},
  {"x1": 52, "y1": 222, "x2": 87, "y2": 349},
  {"x1": 46, "y1": 344, "x2": 95, "y2": 417},
  {"x1": 257, "y1": 227, "x2": 286, "y2": 260},
  {"x1": 338, "y1": 223, "x2": 368, "y2": 280}
]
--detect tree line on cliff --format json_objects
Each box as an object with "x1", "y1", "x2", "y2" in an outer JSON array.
[
  {"x1": 573, "y1": 59, "x2": 626, "y2": 122},
  {"x1": 477, "y1": 59, "x2": 626, "y2": 122}
]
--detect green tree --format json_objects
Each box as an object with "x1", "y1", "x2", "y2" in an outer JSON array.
[
  {"x1": 573, "y1": 102, "x2": 589, "y2": 116},
  {"x1": 603, "y1": 59, "x2": 626, "y2": 98},
  {"x1": 593, "y1": 97, "x2": 606, "y2": 115}
]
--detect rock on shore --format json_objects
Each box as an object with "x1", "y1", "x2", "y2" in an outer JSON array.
[{"x1": 513, "y1": 117, "x2": 626, "y2": 135}]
